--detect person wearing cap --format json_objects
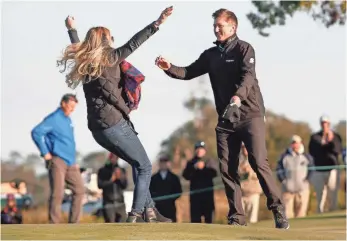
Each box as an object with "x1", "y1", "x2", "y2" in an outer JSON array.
[
  {"x1": 1, "y1": 194, "x2": 23, "y2": 224},
  {"x1": 182, "y1": 141, "x2": 217, "y2": 223},
  {"x1": 97, "y1": 153, "x2": 128, "y2": 223},
  {"x1": 31, "y1": 94, "x2": 84, "y2": 223},
  {"x1": 238, "y1": 143, "x2": 262, "y2": 223},
  {"x1": 149, "y1": 156, "x2": 182, "y2": 222},
  {"x1": 276, "y1": 135, "x2": 314, "y2": 218},
  {"x1": 308, "y1": 115, "x2": 343, "y2": 213}
]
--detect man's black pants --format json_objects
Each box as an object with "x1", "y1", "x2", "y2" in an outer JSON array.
[
  {"x1": 103, "y1": 203, "x2": 127, "y2": 223},
  {"x1": 190, "y1": 200, "x2": 214, "y2": 224},
  {"x1": 155, "y1": 201, "x2": 177, "y2": 222},
  {"x1": 216, "y1": 116, "x2": 283, "y2": 224}
]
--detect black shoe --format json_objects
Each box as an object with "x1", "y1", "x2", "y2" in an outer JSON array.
[
  {"x1": 227, "y1": 217, "x2": 247, "y2": 226},
  {"x1": 272, "y1": 207, "x2": 289, "y2": 229},
  {"x1": 126, "y1": 211, "x2": 145, "y2": 223},
  {"x1": 144, "y1": 208, "x2": 172, "y2": 223}
]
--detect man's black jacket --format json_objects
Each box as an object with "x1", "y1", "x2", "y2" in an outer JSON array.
[
  {"x1": 164, "y1": 35, "x2": 265, "y2": 121},
  {"x1": 309, "y1": 131, "x2": 343, "y2": 171},
  {"x1": 149, "y1": 170, "x2": 182, "y2": 221},
  {"x1": 182, "y1": 156, "x2": 217, "y2": 210},
  {"x1": 97, "y1": 163, "x2": 128, "y2": 204}
]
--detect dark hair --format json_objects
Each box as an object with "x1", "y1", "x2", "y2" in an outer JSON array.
[
  {"x1": 61, "y1": 93, "x2": 78, "y2": 105},
  {"x1": 212, "y1": 8, "x2": 238, "y2": 27}
]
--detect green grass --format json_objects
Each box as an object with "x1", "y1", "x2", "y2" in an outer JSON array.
[{"x1": 1, "y1": 211, "x2": 346, "y2": 240}]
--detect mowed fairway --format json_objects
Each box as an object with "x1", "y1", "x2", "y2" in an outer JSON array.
[{"x1": 1, "y1": 211, "x2": 346, "y2": 240}]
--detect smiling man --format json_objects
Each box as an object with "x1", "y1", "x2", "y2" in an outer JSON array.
[{"x1": 155, "y1": 8, "x2": 289, "y2": 229}]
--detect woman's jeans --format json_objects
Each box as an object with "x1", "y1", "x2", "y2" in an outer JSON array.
[{"x1": 92, "y1": 118, "x2": 155, "y2": 213}]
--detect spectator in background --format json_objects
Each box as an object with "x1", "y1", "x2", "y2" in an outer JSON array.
[
  {"x1": 239, "y1": 143, "x2": 262, "y2": 224},
  {"x1": 150, "y1": 156, "x2": 182, "y2": 222},
  {"x1": 1, "y1": 194, "x2": 23, "y2": 224},
  {"x1": 182, "y1": 141, "x2": 217, "y2": 224},
  {"x1": 31, "y1": 94, "x2": 84, "y2": 223},
  {"x1": 309, "y1": 115, "x2": 343, "y2": 213},
  {"x1": 97, "y1": 153, "x2": 128, "y2": 223},
  {"x1": 277, "y1": 135, "x2": 313, "y2": 219}
]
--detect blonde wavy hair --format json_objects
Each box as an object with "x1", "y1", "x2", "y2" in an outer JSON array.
[{"x1": 57, "y1": 26, "x2": 116, "y2": 89}]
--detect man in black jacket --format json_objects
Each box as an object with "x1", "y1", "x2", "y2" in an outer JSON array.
[
  {"x1": 150, "y1": 156, "x2": 182, "y2": 222},
  {"x1": 155, "y1": 8, "x2": 288, "y2": 228},
  {"x1": 309, "y1": 115, "x2": 343, "y2": 213},
  {"x1": 97, "y1": 153, "x2": 128, "y2": 223},
  {"x1": 183, "y1": 141, "x2": 217, "y2": 224}
]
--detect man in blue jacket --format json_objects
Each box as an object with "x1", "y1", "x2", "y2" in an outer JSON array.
[{"x1": 31, "y1": 94, "x2": 84, "y2": 223}]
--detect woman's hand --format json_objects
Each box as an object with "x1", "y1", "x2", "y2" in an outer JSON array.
[
  {"x1": 65, "y1": 15, "x2": 76, "y2": 30},
  {"x1": 155, "y1": 6, "x2": 173, "y2": 27}
]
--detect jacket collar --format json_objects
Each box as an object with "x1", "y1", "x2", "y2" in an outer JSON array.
[
  {"x1": 57, "y1": 107, "x2": 69, "y2": 117},
  {"x1": 213, "y1": 34, "x2": 238, "y2": 52}
]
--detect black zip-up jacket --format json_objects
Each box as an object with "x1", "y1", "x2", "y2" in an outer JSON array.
[
  {"x1": 67, "y1": 22, "x2": 159, "y2": 131},
  {"x1": 97, "y1": 163, "x2": 128, "y2": 204},
  {"x1": 182, "y1": 157, "x2": 217, "y2": 202},
  {"x1": 309, "y1": 131, "x2": 343, "y2": 171},
  {"x1": 164, "y1": 35, "x2": 265, "y2": 121}
]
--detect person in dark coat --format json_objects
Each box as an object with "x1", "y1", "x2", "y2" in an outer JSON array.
[
  {"x1": 309, "y1": 115, "x2": 343, "y2": 213},
  {"x1": 150, "y1": 156, "x2": 182, "y2": 222},
  {"x1": 97, "y1": 153, "x2": 128, "y2": 223},
  {"x1": 182, "y1": 141, "x2": 217, "y2": 223},
  {"x1": 155, "y1": 8, "x2": 289, "y2": 229}
]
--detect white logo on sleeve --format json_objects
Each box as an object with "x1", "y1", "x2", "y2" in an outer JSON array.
[{"x1": 249, "y1": 58, "x2": 254, "y2": 64}]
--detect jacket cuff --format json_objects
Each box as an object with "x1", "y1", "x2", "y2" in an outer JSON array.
[{"x1": 151, "y1": 21, "x2": 160, "y2": 32}]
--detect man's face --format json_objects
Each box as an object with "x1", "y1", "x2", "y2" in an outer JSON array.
[
  {"x1": 320, "y1": 121, "x2": 330, "y2": 132},
  {"x1": 196, "y1": 147, "x2": 206, "y2": 158},
  {"x1": 159, "y1": 161, "x2": 171, "y2": 171},
  {"x1": 61, "y1": 100, "x2": 77, "y2": 116},
  {"x1": 110, "y1": 155, "x2": 119, "y2": 164},
  {"x1": 213, "y1": 16, "x2": 236, "y2": 42}
]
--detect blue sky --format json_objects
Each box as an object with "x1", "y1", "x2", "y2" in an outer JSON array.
[{"x1": 1, "y1": 1, "x2": 346, "y2": 162}]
